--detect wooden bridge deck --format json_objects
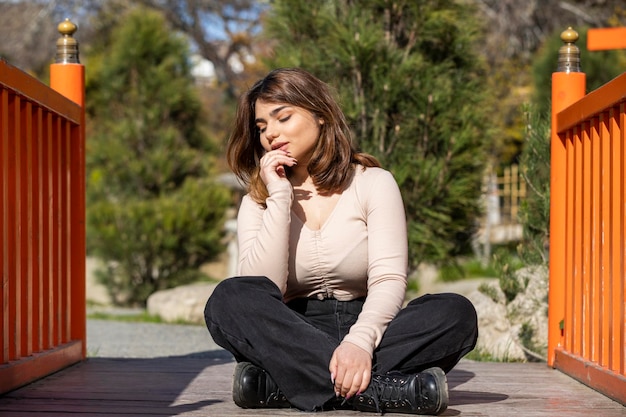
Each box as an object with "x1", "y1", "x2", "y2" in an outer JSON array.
[{"x1": 0, "y1": 354, "x2": 624, "y2": 417}]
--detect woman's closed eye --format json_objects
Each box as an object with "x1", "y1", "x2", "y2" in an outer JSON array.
[{"x1": 257, "y1": 115, "x2": 291, "y2": 134}]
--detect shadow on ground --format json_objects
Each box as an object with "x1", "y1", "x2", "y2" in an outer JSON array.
[{"x1": 0, "y1": 350, "x2": 235, "y2": 416}]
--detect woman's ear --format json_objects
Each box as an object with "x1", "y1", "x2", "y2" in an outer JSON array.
[{"x1": 318, "y1": 118, "x2": 325, "y2": 125}]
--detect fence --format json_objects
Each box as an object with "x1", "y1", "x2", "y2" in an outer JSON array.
[
  {"x1": 483, "y1": 165, "x2": 526, "y2": 225},
  {"x1": 548, "y1": 27, "x2": 625, "y2": 405},
  {"x1": 0, "y1": 20, "x2": 85, "y2": 394},
  {"x1": 475, "y1": 165, "x2": 525, "y2": 261}
]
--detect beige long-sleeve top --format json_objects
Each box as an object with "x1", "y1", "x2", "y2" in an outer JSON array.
[{"x1": 236, "y1": 165, "x2": 408, "y2": 356}]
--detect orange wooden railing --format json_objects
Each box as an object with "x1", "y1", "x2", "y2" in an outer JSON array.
[
  {"x1": 0, "y1": 20, "x2": 85, "y2": 394},
  {"x1": 548, "y1": 28, "x2": 626, "y2": 405}
]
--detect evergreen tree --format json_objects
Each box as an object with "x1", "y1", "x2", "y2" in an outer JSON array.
[
  {"x1": 518, "y1": 105, "x2": 550, "y2": 265},
  {"x1": 264, "y1": 0, "x2": 491, "y2": 269},
  {"x1": 85, "y1": 7, "x2": 231, "y2": 306}
]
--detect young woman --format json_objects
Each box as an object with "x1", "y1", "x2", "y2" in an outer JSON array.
[{"x1": 204, "y1": 68, "x2": 478, "y2": 415}]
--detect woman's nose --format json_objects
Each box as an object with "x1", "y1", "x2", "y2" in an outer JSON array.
[{"x1": 265, "y1": 123, "x2": 279, "y2": 140}]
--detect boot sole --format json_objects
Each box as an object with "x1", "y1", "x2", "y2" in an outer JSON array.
[
  {"x1": 423, "y1": 367, "x2": 449, "y2": 415},
  {"x1": 232, "y1": 362, "x2": 255, "y2": 408},
  {"x1": 232, "y1": 362, "x2": 291, "y2": 409}
]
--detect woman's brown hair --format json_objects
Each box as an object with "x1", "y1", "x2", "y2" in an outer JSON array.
[{"x1": 227, "y1": 68, "x2": 379, "y2": 204}]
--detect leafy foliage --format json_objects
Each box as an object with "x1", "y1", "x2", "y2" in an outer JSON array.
[
  {"x1": 472, "y1": 1, "x2": 626, "y2": 165},
  {"x1": 517, "y1": 105, "x2": 550, "y2": 265},
  {"x1": 85, "y1": 7, "x2": 231, "y2": 306},
  {"x1": 264, "y1": 0, "x2": 492, "y2": 270}
]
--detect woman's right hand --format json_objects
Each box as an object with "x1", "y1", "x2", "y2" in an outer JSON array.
[
  {"x1": 329, "y1": 342, "x2": 372, "y2": 400},
  {"x1": 259, "y1": 150, "x2": 297, "y2": 185}
]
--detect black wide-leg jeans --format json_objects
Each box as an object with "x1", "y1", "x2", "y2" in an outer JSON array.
[{"x1": 204, "y1": 276, "x2": 478, "y2": 411}]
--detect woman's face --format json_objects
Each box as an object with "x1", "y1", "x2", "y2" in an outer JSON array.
[{"x1": 254, "y1": 100, "x2": 322, "y2": 163}]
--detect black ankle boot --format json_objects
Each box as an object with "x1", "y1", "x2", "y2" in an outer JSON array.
[
  {"x1": 232, "y1": 362, "x2": 291, "y2": 409},
  {"x1": 352, "y1": 367, "x2": 448, "y2": 415}
]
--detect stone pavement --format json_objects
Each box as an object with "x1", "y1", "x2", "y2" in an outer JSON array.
[{"x1": 87, "y1": 317, "x2": 222, "y2": 359}]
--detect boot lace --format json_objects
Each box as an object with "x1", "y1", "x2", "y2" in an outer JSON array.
[
  {"x1": 363, "y1": 373, "x2": 413, "y2": 414},
  {"x1": 264, "y1": 386, "x2": 288, "y2": 406}
]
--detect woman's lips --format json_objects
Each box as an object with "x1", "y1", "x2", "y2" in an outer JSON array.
[{"x1": 271, "y1": 142, "x2": 289, "y2": 151}]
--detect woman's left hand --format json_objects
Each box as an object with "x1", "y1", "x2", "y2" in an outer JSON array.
[{"x1": 328, "y1": 342, "x2": 372, "y2": 400}]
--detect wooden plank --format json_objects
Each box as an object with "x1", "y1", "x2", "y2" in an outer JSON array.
[
  {"x1": 51, "y1": 116, "x2": 60, "y2": 348},
  {"x1": 590, "y1": 116, "x2": 601, "y2": 365},
  {"x1": 555, "y1": 348, "x2": 626, "y2": 406},
  {"x1": 69, "y1": 118, "x2": 86, "y2": 355},
  {"x1": 6, "y1": 92, "x2": 18, "y2": 363},
  {"x1": 1, "y1": 358, "x2": 624, "y2": 416},
  {"x1": 0, "y1": 60, "x2": 81, "y2": 123},
  {"x1": 620, "y1": 105, "x2": 626, "y2": 377},
  {"x1": 557, "y1": 72, "x2": 626, "y2": 133},
  {"x1": 582, "y1": 122, "x2": 592, "y2": 359},
  {"x1": 33, "y1": 106, "x2": 44, "y2": 354},
  {"x1": 0, "y1": 340, "x2": 83, "y2": 394},
  {"x1": 565, "y1": 131, "x2": 575, "y2": 353},
  {"x1": 573, "y1": 128, "x2": 584, "y2": 355},
  {"x1": 0, "y1": 86, "x2": 8, "y2": 365},
  {"x1": 23, "y1": 100, "x2": 34, "y2": 359},
  {"x1": 588, "y1": 28, "x2": 626, "y2": 51},
  {"x1": 600, "y1": 111, "x2": 612, "y2": 369}
]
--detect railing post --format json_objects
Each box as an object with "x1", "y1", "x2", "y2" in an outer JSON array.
[
  {"x1": 50, "y1": 19, "x2": 84, "y2": 107},
  {"x1": 548, "y1": 28, "x2": 586, "y2": 367},
  {"x1": 49, "y1": 19, "x2": 86, "y2": 359}
]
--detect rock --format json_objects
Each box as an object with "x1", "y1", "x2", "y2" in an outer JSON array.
[
  {"x1": 507, "y1": 265, "x2": 549, "y2": 357},
  {"x1": 467, "y1": 289, "x2": 526, "y2": 361},
  {"x1": 414, "y1": 263, "x2": 498, "y2": 298},
  {"x1": 474, "y1": 279, "x2": 506, "y2": 304},
  {"x1": 86, "y1": 257, "x2": 113, "y2": 306},
  {"x1": 465, "y1": 265, "x2": 549, "y2": 362},
  {"x1": 144, "y1": 264, "x2": 549, "y2": 364},
  {"x1": 147, "y1": 282, "x2": 218, "y2": 324}
]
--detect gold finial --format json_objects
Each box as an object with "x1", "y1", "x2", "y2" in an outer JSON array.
[
  {"x1": 557, "y1": 27, "x2": 581, "y2": 73},
  {"x1": 55, "y1": 18, "x2": 80, "y2": 64}
]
